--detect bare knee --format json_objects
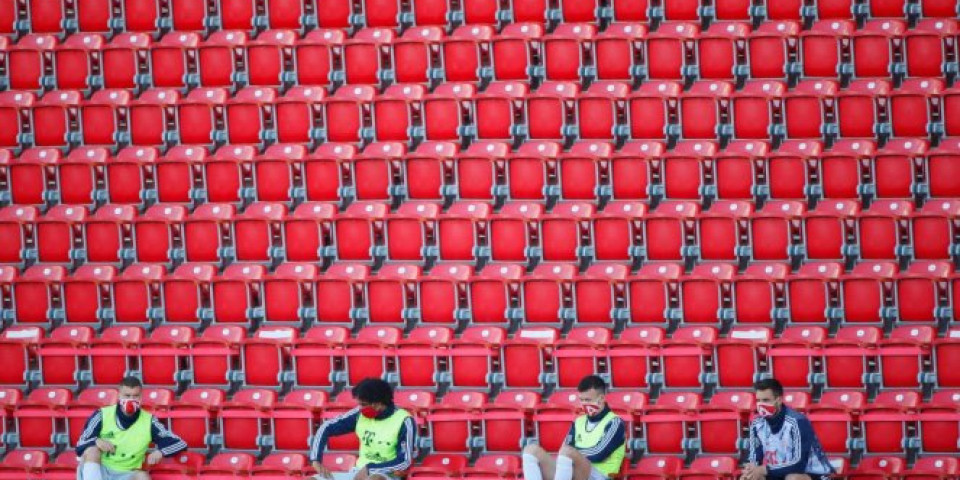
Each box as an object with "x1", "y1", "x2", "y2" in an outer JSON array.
[
  {"x1": 80, "y1": 447, "x2": 101, "y2": 464},
  {"x1": 524, "y1": 444, "x2": 547, "y2": 457},
  {"x1": 784, "y1": 475, "x2": 811, "y2": 480},
  {"x1": 558, "y1": 445, "x2": 584, "y2": 461}
]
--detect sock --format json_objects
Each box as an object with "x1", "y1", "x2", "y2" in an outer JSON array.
[
  {"x1": 555, "y1": 455, "x2": 574, "y2": 480},
  {"x1": 81, "y1": 462, "x2": 103, "y2": 480},
  {"x1": 522, "y1": 453, "x2": 543, "y2": 480}
]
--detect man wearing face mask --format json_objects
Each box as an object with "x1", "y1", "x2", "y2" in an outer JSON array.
[
  {"x1": 309, "y1": 378, "x2": 416, "y2": 480},
  {"x1": 523, "y1": 375, "x2": 626, "y2": 480},
  {"x1": 742, "y1": 379, "x2": 834, "y2": 480},
  {"x1": 75, "y1": 376, "x2": 187, "y2": 480}
]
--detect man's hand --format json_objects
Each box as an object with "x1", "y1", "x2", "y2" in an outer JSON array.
[
  {"x1": 353, "y1": 466, "x2": 369, "y2": 480},
  {"x1": 740, "y1": 463, "x2": 767, "y2": 480},
  {"x1": 312, "y1": 462, "x2": 333, "y2": 480},
  {"x1": 95, "y1": 439, "x2": 116, "y2": 454},
  {"x1": 146, "y1": 450, "x2": 163, "y2": 466}
]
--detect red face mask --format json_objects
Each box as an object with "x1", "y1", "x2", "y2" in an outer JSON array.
[
  {"x1": 119, "y1": 398, "x2": 141, "y2": 416},
  {"x1": 756, "y1": 403, "x2": 777, "y2": 418},
  {"x1": 360, "y1": 406, "x2": 379, "y2": 419},
  {"x1": 580, "y1": 401, "x2": 602, "y2": 417}
]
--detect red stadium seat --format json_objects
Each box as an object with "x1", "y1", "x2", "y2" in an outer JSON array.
[
  {"x1": 680, "y1": 264, "x2": 736, "y2": 326},
  {"x1": 344, "y1": 326, "x2": 402, "y2": 385},
  {"x1": 935, "y1": 329, "x2": 960, "y2": 388},
  {"x1": 418, "y1": 264, "x2": 472, "y2": 326},
  {"x1": 344, "y1": 28, "x2": 396, "y2": 87},
  {"x1": 184, "y1": 203, "x2": 236, "y2": 264},
  {"x1": 918, "y1": 393, "x2": 960, "y2": 454},
  {"x1": 294, "y1": 29, "x2": 345, "y2": 88},
  {"x1": 61, "y1": 265, "x2": 115, "y2": 326},
  {"x1": 786, "y1": 262, "x2": 843, "y2": 325},
  {"x1": 853, "y1": 20, "x2": 904, "y2": 79},
  {"x1": 325, "y1": 85, "x2": 377, "y2": 144},
  {"x1": 640, "y1": 391, "x2": 701, "y2": 455},
  {"x1": 89, "y1": 326, "x2": 144, "y2": 386},
  {"x1": 291, "y1": 326, "x2": 349, "y2": 387},
  {"x1": 647, "y1": 23, "x2": 699, "y2": 81},
  {"x1": 824, "y1": 326, "x2": 881, "y2": 389},
  {"x1": 552, "y1": 326, "x2": 612, "y2": 387},
  {"x1": 449, "y1": 325, "x2": 506, "y2": 389},
  {"x1": 502, "y1": 327, "x2": 558, "y2": 388},
  {"x1": 0, "y1": 450, "x2": 47, "y2": 479},
  {"x1": 9, "y1": 35, "x2": 57, "y2": 91},
  {"x1": 608, "y1": 326, "x2": 663, "y2": 389},
  {"x1": 660, "y1": 326, "x2": 718, "y2": 389},
  {"x1": 803, "y1": 200, "x2": 860, "y2": 262},
  {"x1": 680, "y1": 83, "x2": 730, "y2": 141},
  {"x1": 14, "y1": 388, "x2": 71, "y2": 448},
  {"x1": 315, "y1": 264, "x2": 369, "y2": 326},
  {"x1": 219, "y1": 390, "x2": 277, "y2": 451},
  {"x1": 0, "y1": 205, "x2": 38, "y2": 265},
  {"x1": 212, "y1": 264, "x2": 265, "y2": 327},
  {"x1": 32, "y1": 90, "x2": 81, "y2": 148},
  {"x1": 0, "y1": 326, "x2": 43, "y2": 385},
  {"x1": 767, "y1": 326, "x2": 828, "y2": 389},
  {"x1": 891, "y1": 79, "x2": 942, "y2": 139},
  {"x1": 396, "y1": 326, "x2": 454, "y2": 387},
  {"x1": 698, "y1": 200, "x2": 752, "y2": 262}
]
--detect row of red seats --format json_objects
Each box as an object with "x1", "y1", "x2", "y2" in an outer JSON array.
[
  {"x1": 3, "y1": 319, "x2": 959, "y2": 393},
  {"x1": 3, "y1": 18, "x2": 957, "y2": 94},
  {"x1": 1, "y1": 380, "x2": 957, "y2": 457}
]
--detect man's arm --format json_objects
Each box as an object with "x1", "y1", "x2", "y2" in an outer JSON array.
[
  {"x1": 563, "y1": 424, "x2": 575, "y2": 447},
  {"x1": 578, "y1": 418, "x2": 626, "y2": 464},
  {"x1": 748, "y1": 420, "x2": 763, "y2": 465},
  {"x1": 150, "y1": 416, "x2": 188, "y2": 457},
  {"x1": 365, "y1": 416, "x2": 417, "y2": 476},
  {"x1": 310, "y1": 408, "x2": 361, "y2": 463},
  {"x1": 75, "y1": 410, "x2": 104, "y2": 456},
  {"x1": 765, "y1": 417, "x2": 812, "y2": 476}
]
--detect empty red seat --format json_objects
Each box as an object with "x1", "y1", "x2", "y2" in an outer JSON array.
[
  {"x1": 0, "y1": 449, "x2": 47, "y2": 479},
  {"x1": 891, "y1": 79, "x2": 942, "y2": 139},
  {"x1": 9, "y1": 35, "x2": 58, "y2": 91},
  {"x1": 809, "y1": 390, "x2": 864, "y2": 454},
  {"x1": 0, "y1": 92, "x2": 34, "y2": 149},
  {"x1": 0, "y1": 326, "x2": 43, "y2": 385},
  {"x1": 918, "y1": 393, "x2": 960, "y2": 454},
  {"x1": 315, "y1": 264, "x2": 368, "y2": 326},
  {"x1": 220, "y1": 388, "x2": 276, "y2": 450},
  {"x1": 14, "y1": 388, "x2": 72, "y2": 448},
  {"x1": 396, "y1": 326, "x2": 454, "y2": 387},
  {"x1": 150, "y1": 32, "x2": 199, "y2": 89},
  {"x1": 825, "y1": 325, "x2": 881, "y2": 388},
  {"x1": 647, "y1": 23, "x2": 699, "y2": 81},
  {"x1": 184, "y1": 203, "x2": 236, "y2": 264},
  {"x1": 88, "y1": 326, "x2": 144, "y2": 385},
  {"x1": 326, "y1": 85, "x2": 377, "y2": 144},
  {"x1": 626, "y1": 263, "x2": 683, "y2": 325},
  {"x1": 608, "y1": 326, "x2": 663, "y2": 389},
  {"x1": 680, "y1": 83, "x2": 730, "y2": 141},
  {"x1": 768, "y1": 326, "x2": 828, "y2": 388},
  {"x1": 129, "y1": 89, "x2": 180, "y2": 146},
  {"x1": 935, "y1": 329, "x2": 960, "y2": 388},
  {"x1": 448, "y1": 325, "x2": 506, "y2": 388},
  {"x1": 905, "y1": 456, "x2": 959, "y2": 480},
  {"x1": 803, "y1": 200, "x2": 860, "y2": 262},
  {"x1": 521, "y1": 264, "x2": 575, "y2": 326},
  {"x1": 344, "y1": 326, "x2": 401, "y2": 385},
  {"x1": 61, "y1": 265, "x2": 115, "y2": 326},
  {"x1": 640, "y1": 391, "x2": 701, "y2": 454},
  {"x1": 295, "y1": 29, "x2": 345, "y2": 88},
  {"x1": 242, "y1": 326, "x2": 296, "y2": 387},
  {"x1": 787, "y1": 262, "x2": 843, "y2": 325},
  {"x1": 853, "y1": 20, "x2": 905, "y2": 79},
  {"x1": 847, "y1": 456, "x2": 905, "y2": 480},
  {"x1": 32, "y1": 90, "x2": 81, "y2": 148},
  {"x1": 275, "y1": 87, "x2": 326, "y2": 145},
  {"x1": 0, "y1": 205, "x2": 38, "y2": 265},
  {"x1": 290, "y1": 326, "x2": 349, "y2": 387},
  {"x1": 660, "y1": 326, "x2": 718, "y2": 389},
  {"x1": 502, "y1": 327, "x2": 558, "y2": 388}
]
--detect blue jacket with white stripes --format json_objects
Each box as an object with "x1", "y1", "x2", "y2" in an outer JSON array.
[
  {"x1": 310, "y1": 403, "x2": 417, "y2": 476},
  {"x1": 75, "y1": 406, "x2": 188, "y2": 458}
]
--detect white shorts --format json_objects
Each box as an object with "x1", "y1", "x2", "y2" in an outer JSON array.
[{"x1": 78, "y1": 464, "x2": 138, "y2": 480}]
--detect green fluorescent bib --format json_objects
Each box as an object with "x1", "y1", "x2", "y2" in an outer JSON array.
[
  {"x1": 99, "y1": 406, "x2": 153, "y2": 472},
  {"x1": 354, "y1": 408, "x2": 411, "y2": 469},
  {"x1": 573, "y1": 411, "x2": 625, "y2": 477}
]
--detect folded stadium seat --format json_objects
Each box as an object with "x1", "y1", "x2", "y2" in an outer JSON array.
[
  {"x1": 905, "y1": 19, "x2": 958, "y2": 81},
  {"x1": 32, "y1": 90, "x2": 81, "y2": 148},
  {"x1": 282, "y1": 202, "x2": 335, "y2": 264},
  {"x1": 646, "y1": 23, "x2": 699, "y2": 82},
  {"x1": 147, "y1": 451, "x2": 207, "y2": 480},
  {"x1": 464, "y1": 265, "x2": 522, "y2": 327},
  {"x1": 852, "y1": 20, "x2": 905, "y2": 80},
  {"x1": 747, "y1": 201, "x2": 804, "y2": 263},
  {"x1": 300, "y1": 144, "x2": 356, "y2": 205},
  {"x1": 261, "y1": 263, "x2": 318, "y2": 326},
  {"x1": 253, "y1": 452, "x2": 314, "y2": 477},
  {"x1": 344, "y1": 28, "x2": 396, "y2": 88},
  {"x1": 292, "y1": 30, "x2": 345, "y2": 89},
  {"x1": 451, "y1": 141, "x2": 508, "y2": 204},
  {"x1": 820, "y1": 139, "x2": 876, "y2": 200},
  {"x1": 532, "y1": 390, "x2": 580, "y2": 451},
  {"x1": 36, "y1": 325, "x2": 94, "y2": 386},
  {"x1": 253, "y1": 144, "x2": 306, "y2": 203},
  {"x1": 147, "y1": 33, "x2": 197, "y2": 90},
  {"x1": 697, "y1": 200, "x2": 752, "y2": 262},
  {"x1": 233, "y1": 202, "x2": 287, "y2": 263},
  {"x1": 733, "y1": 80, "x2": 785, "y2": 142},
  {"x1": 448, "y1": 325, "x2": 507, "y2": 388},
  {"x1": 926, "y1": 138, "x2": 960, "y2": 198},
  {"x1": 540, "y1": 24, "x2": 596, "y2": 83},
  {"x1": 36, "y1": 205, "x2": 87, "y2": 265},
  {"x1": 365, "y1": 264, "x2": 421, "y2": 326},
  {"x1": 488, "y1": 202, "x2": 542, "y2": 265},
  {"x1": 680, "y1": 83, "x2": 730, "y2": 141},
  {"x1": 608, "y1": 326, "x2": 664, "y2": 389},
  {"x1": 714, "y1": 140, "x2": 768, "y2": 201},
  {"x1": 25, "y1": 0, "x2": 68, "y2": 33},
  {"x1": 375, "y1": 85, "x2": 427, "y2": 145},
  {"x1": 868, "y1": 138, "x2": 928, "y2": 200},
  {"x1": 609, "y1": 142, "x2": 664, "y2": 203},
  {"x1": 104, "y1": 148, "x2": 155, "y2": 208},
  {"x1": 175, "y1": 87, "x2": 227, "y2": 146},
  {"x1": 137, "y1": 324, "x2": 195, "y2": 386},
  {"x1": 508, "y1": 141, "x2": 561, "y2": 205},
  {"x1": 0, "y1": 450, "x2": 47, "y2": 479},
  {"x1": 352, "y1": 141, "x2": 407, "y2": 203},
  {"x1": 186, "y1": 324, "x2": 243, "y2": 387},
  {"x1": 0, "y1": 326, "x2": 42, "y2": 385},
  {"x1": 79, "y1": 92, "x2": 129, "y2": 148},
  {"x1": 88, "y1": 325, "x2": 145, "y2": 385},
  {"x1": 459, "y1": 0, "x2": 502, "y2": 25},
  {"x1": 767, "y1": 325, "x2": 828, "y2": 389},
  {"x1": 802, "y1": 200, "x2": 860, "y2": 263},
  {"x1": 841, "y1": 262, "x2": 900, "y2": 327},
  {"x1": 489, "y1": 23, "x2": 542, "y2": 84},
  {"x1": 274, "y1": 88, "x2": 326, "y2": 147},
  {"x1": 153, "y1": 146, "x2": 203, "y2": 205},
  {"x1": 573, "y1": 84, "x2": 627, "y2": 146},
  {"x1": 896, "y1": 261, "x2": 952, "y2": 327},
  {"x1": 197, "y1": 31, "x2": 250, "y2": 89},
  {"x1": 660, "y1": 326, "x2": 718, "y2": 389},
  {"x1": 0, "y1": 92, "x2": 33, "y2": 150},
  {"x1": 423, "y1": 82, "x2": 476, "y2": 143},
  {"x1": 590, "y1": 201, "x2": 645, "y2": 265},
  {"x1": 512, "y1": 0, "x2": 553, "y2": 24},
  {"x1": 395, "y1": 326, "x2": 455, "y2": 388},
  {"x1": 910, "y1": 200, "x2": 960, "y2": 264},
  {"x1": 480, "y1": 391, "x2": 538, "y2": 452},
  {"x1": 622, "y1": 455, "x2": 683, "y2": 480},
  {"x1": 697, "y1": 22, "x2": 750, "y2": 83},
  {"x1": 227, "y1": 87, "x2": 279, "y2": 146},
  {"x1": 662, "y1": 141, "x2": 719, "y2": 204},
  {"x1": 246, "y1": 30, "x2": 297, "y2": 88},
  {"x1": 747, "y1": 20, "x2": 800, "y2": 81},
  {"x1": 12, "y1": 266, "x2": 66, "y2": 326},
  {"x1": 946, "y1": 86, "x2": 960, "y2": 138},
  {"x1": 128, "y1": 88, "x2": 180, "y2": 146},
  {"x1": 473, "y1": 82, "x2": 529, "y2": 143},
  {"x1": 572, "y1": 265, "x2": 627, "y2": 326},
  {"x1": 605, "y1": 389, "x2": 646, "y2": 440},
  {"x1": 121, "y1": 0, "x2": 170, "y2": 35},
  {"x1": 426, "y1": 391, "x2": 486, "y2": 453},
  {"x1": 878, "y1": 325, "x2": 937, "y2": 389},
  {"x1": 392, "y1": 27, "x2": 443, "y2": 86},
  {"x1": 269, "y1": 390, "x2": 327, "y2": 451},
  {"x1": 552, "y1": 325, "x2": 614, "y2": 387},
  {"x1": 697, "y1": 391, "x2": 754, "y2": 455},
  {"x1": 209, "y1": 266, "x2": 265, "y2": 327},
  {"x1": 132, "y1": 205, "x2": 184, "y2": 265},
  {"x1": 416, "y1": 265, "x2": 470, "y2": 327},
  {"x1": 444, "y1": 25, "x2": 495, "y2": 84},
  {"x1": 784, "y1": 81, "x2": 837, "y2": 142},
  {"x1": 639, "y1": 391, "x2": 701, "y2": 455},
  {"x1": 527, "y1": 82, "x2": 580, "y2": 142},
  {"x1": 935, "y1": 326, "x2": 960, "y2": 387},
  {"x1": 501, "y1": 326, "x2": 558, "y2": 389},
  {"x1": 715, "y1": 326, "x2": 773, "y2": 388},
  {"x1": 562, "y1": 142, "x2": 616, "y2": 204},
  {"x1": 183, "y1": 203, "x2": 236, "y2": 264},
  {"x1": 290, "y1": 326, "x2": 349, "y2": 387},
  {"x1": 84, "y1": 204, "x2": 136, "y2": 264},
  {"x1": 891, "y1": 79, "x2": 943, "y2": 140},
  {"x1": 315, "y1": 264, "x2": 369, "y2": 327},
  {"x1": 343, "y1": 326, "x2": 402, "y2": 385},
  {"x1": 326, "y1": 85, "x2": 378, "y2": 144},
  {"x1": 198, "y1": 452, "x2": 257, "y2": 478},
  {"x1": 519, "y1": 264, "x2": 576, "y2": 327},
  {"x1": 824, "y1": 325, "x2": 882, "y2": 389},
  {"x1": 8, "y1": 34, "x2": 57, "y2": 91},
  {"x1": 856, "y1": 200, "x2": 914, "y2": 262},
  {"x1": 681, "y1": 456, "x2": 740, "y2": 480},
  {"x1": 216, "y1": 0, "x2": 262, "y2": 32},
  {"x1": 809, "y1": 390, "x2": 865, "y2": 454},
  {"x1": 241, "y1": 326, "x2": 297, "y2": 389},
  {"x1": 60, "y1": 265, "x2": 115, "y2": 327},
  {"x1": 906, "y1": 456, "x2": 959, "y2": 480},
  {"x1": 334, "y1": 202, "x2": 388, "y2": 263},
  {"x1": 63, "y1": 387, "x2": 117, "y2": 447},
  {"x1": 401, "y1": 141, "x2": 458, "y2": 202},
  {"x1": 625, "y1": 262, "x2": 683, "y2": 327},
  {"x1": 590, "y1": 26, "x2": 644, "y2": 86},
  {"x1": 385, "y1": 203, "x2": 438, "y2": 264},
  {"x1": 0, "y1": 205, "x2": 38, "y2": 266},
  {"x1": 409, "y1": 454, "x2": 470, "y2": 478},
  {"x1": 540, "y1": 202, "x2": 594, "y2": 264},
  {"x1": 141, "y1": 386, "x2": 175, "y2": 410},
  {"x1": 818, "y1": 0, "x2": 863, "y2": 20},
  {"x1": 801, "y1": 20, "x2": 855, "y2": 81},
  {"x1": 13, "y1": 387, "x2": 72, "y2": 449},
  {"x1": 162, "y1": 388, "x2": 224, "y2": 449},
  {"x1": 919, "y1": 391, "x2": 960, "y2": 454},
  {"x1": 53, "y1": 33, "x2": 105, "y2": 92},
  {"x1": 679, "y1": 264, "x2": 736, "y2": 326}
]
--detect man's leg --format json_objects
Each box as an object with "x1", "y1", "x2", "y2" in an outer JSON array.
[
  {"x1": 523, "y1": 444, "x2": 558, "y2": 480},
  {"x1": 556, "y1": 446, "x2": 595, "y2": 480},
  {"x1": 784, "y1": 475, "x2": 813, "y2": 480},
  {"x1": 127, "y1": 472, "x2": 151, "y2": 480},
  {"x1": 79, "y1": 447, "x2": 103, "y2": 480}
]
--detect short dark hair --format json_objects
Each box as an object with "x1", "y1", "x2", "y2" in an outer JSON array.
[
  {"x1": 120, "y1": 376, "x2": 143, "y2": 389},
  {"x1": 754, "y1": 378, "x2": 784, "y2": 398},
  {"x1": 352, "y1": 378, "x2": 394, "y2": 405},
  {"x1": 577, "y1": 375, "x2": 607, "y2": 394}
]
